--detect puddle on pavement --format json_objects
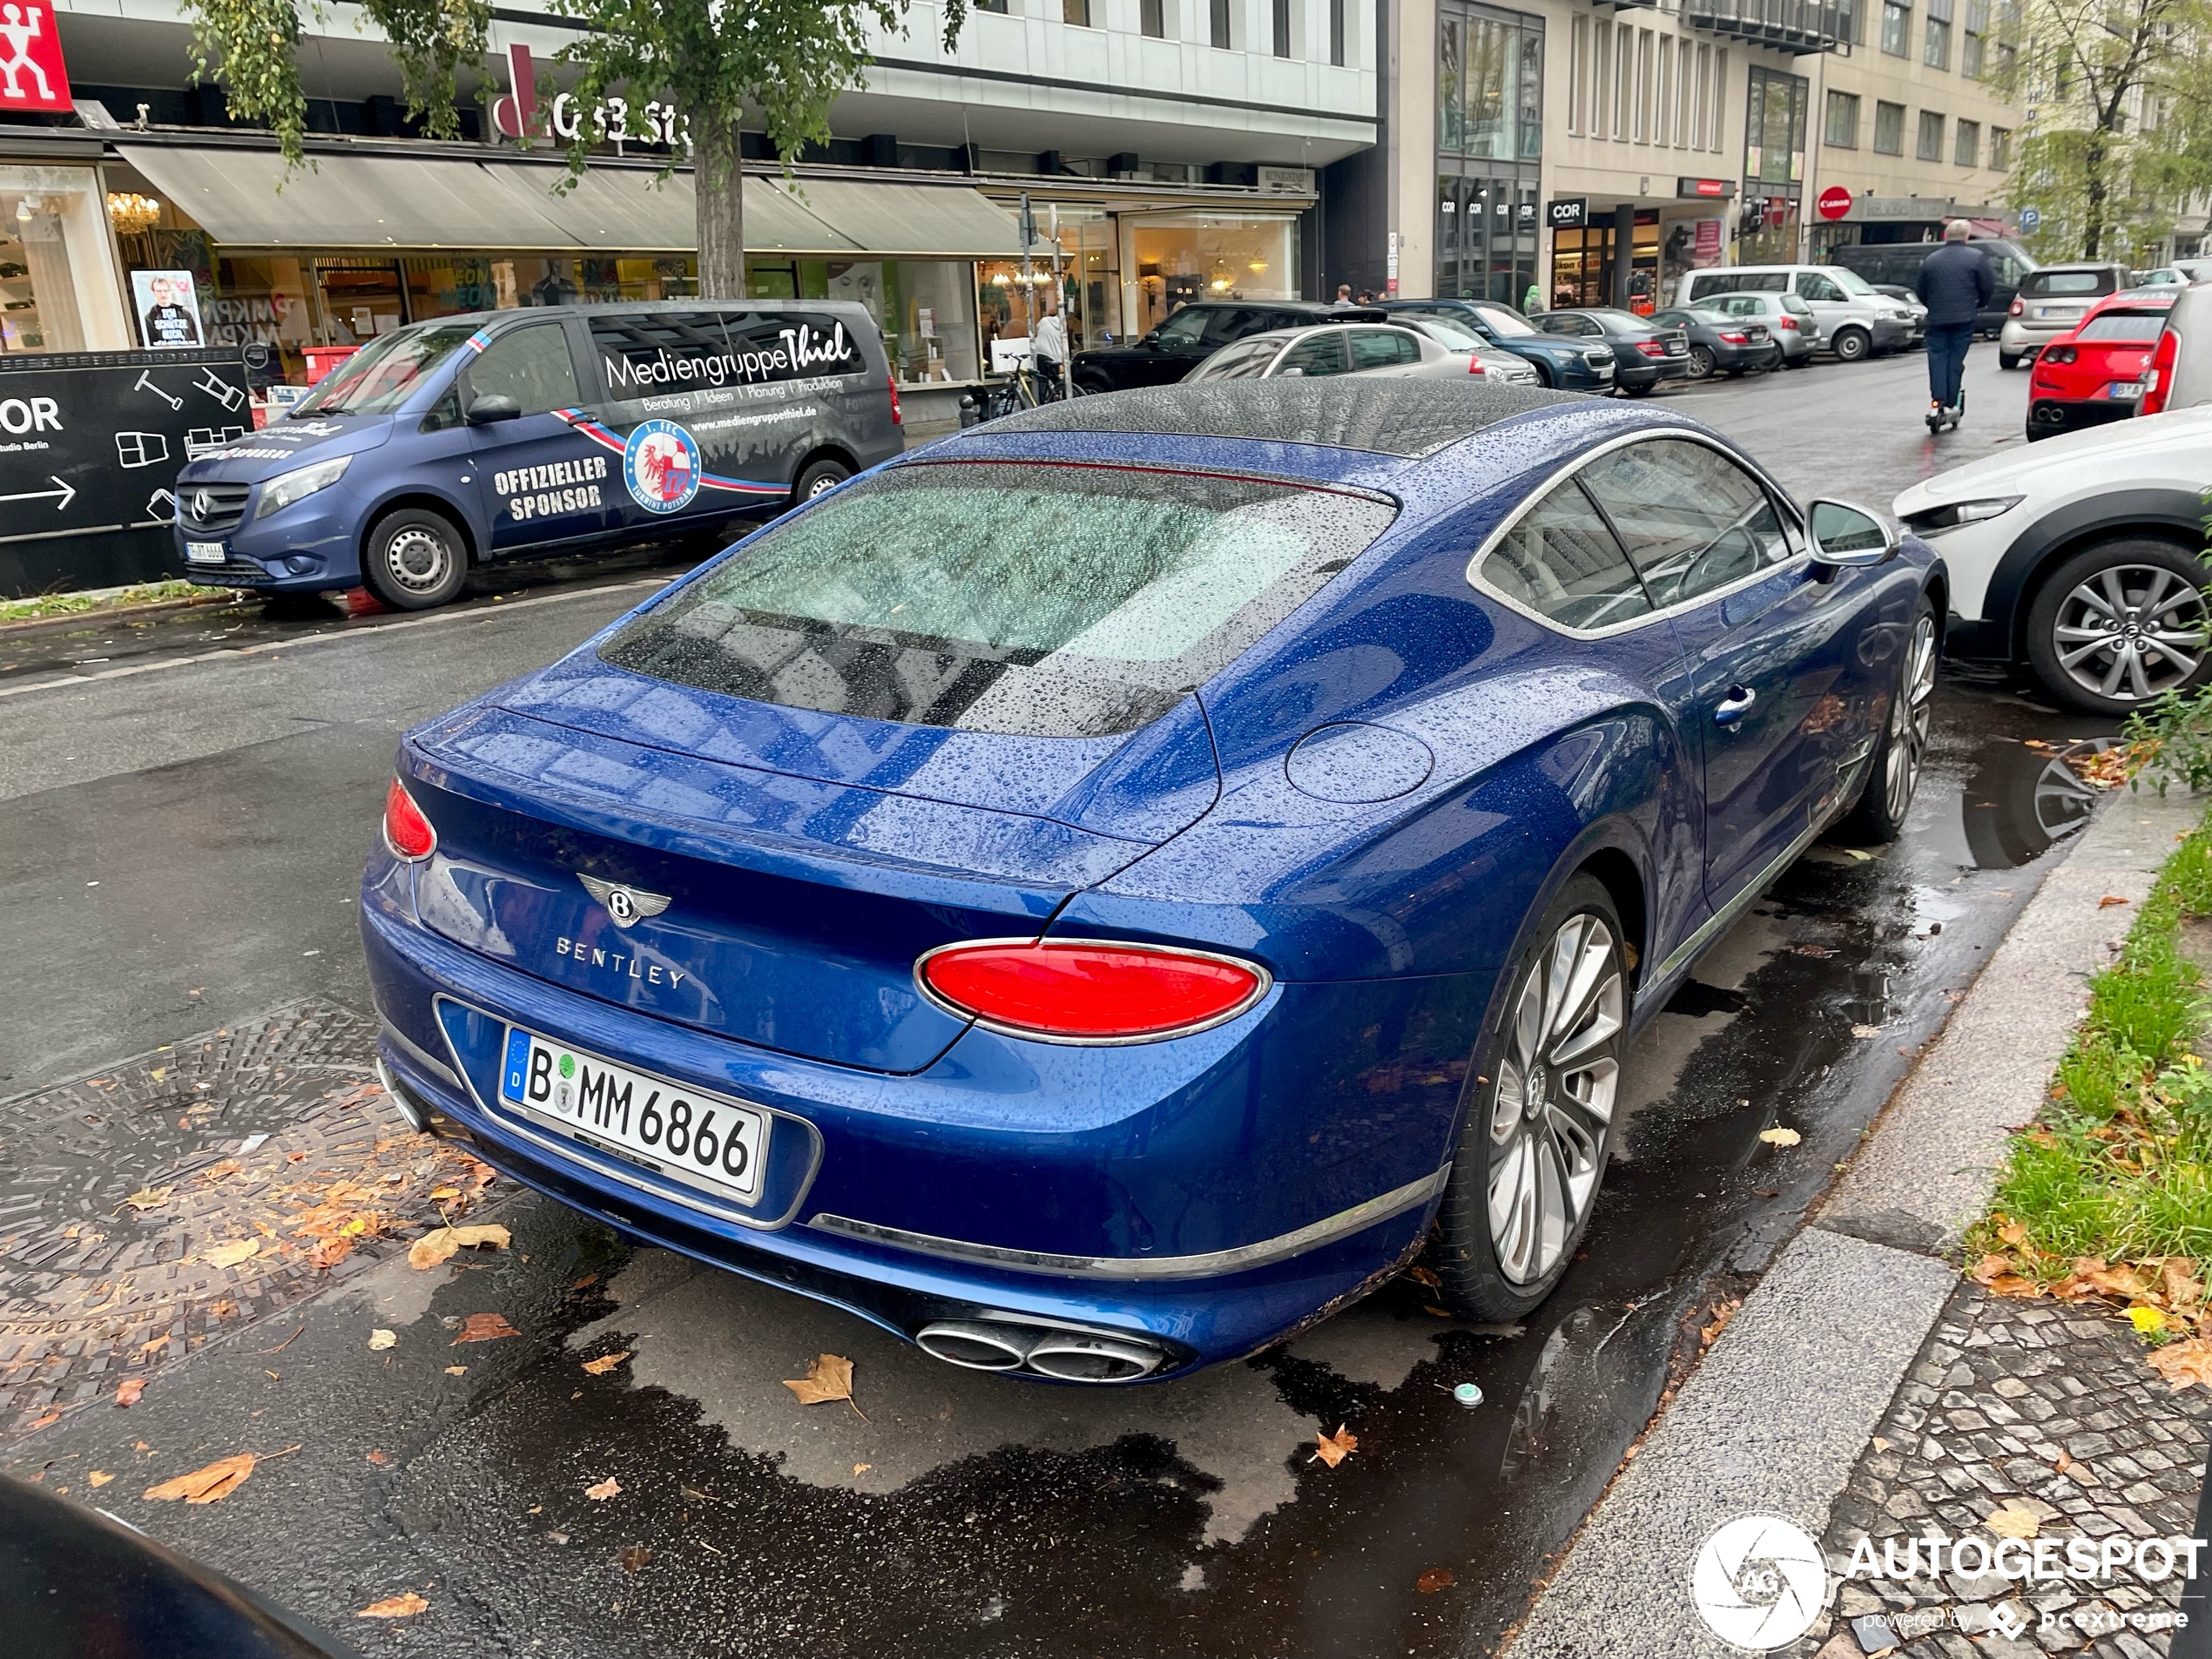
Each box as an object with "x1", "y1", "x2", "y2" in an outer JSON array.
[{"x1": 368, "y1": 679, "x2": 2117, "y2": 1658}]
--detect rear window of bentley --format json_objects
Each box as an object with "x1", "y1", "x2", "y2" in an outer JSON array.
[{"x1": 598, "y1": 462, "x2": 1398, "y2": 737}]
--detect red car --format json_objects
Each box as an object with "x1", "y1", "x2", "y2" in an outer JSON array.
[{"x1": 2027, "y1": 288, "x2": 2176, "y2": 441}]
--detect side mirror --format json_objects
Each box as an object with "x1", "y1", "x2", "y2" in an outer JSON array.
[
  {"x1": 1277, "y1": 365, "x2": 1306, "y2": 377},
  {"x1": 465, "y1": 393, "x2": 522, "y2": 425},
  {"x1": 1808, "y1": 499, "x2": 1901, "y2": 570}
]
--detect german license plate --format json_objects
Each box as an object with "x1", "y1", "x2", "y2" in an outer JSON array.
[
  {"x1": 185, "y1": 541, "x2": 224, "y2": 563},
  {"x1": 2108, "y1": 381, "x2": 2143, "y2": 399},
  {"x1": 498, "y1": 1028, "x2": 770, "y2": 1205}
]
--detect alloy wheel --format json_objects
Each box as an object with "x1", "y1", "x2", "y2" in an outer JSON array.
[
  {"x1": 1487, "y1": 914, "x2": 1622, "y2": 1285},
  {"x1": 1885, "y1": 611, "x2": 1939, "y2": 822},
  {"x1": 383, "y1": 525, "x2": 453, "y2": 595},
  {"x1": 2050, "y1": 564, "x2": 2208, "y2": 704}
]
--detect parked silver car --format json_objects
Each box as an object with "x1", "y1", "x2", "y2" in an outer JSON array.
[
  {"x1": 1999, "y1": 263, "x2": 2133, "y2": 368},
  {"x1": 1186, "y1": 322, "x2": 1534, "y2": 384},
  {"x1": 1695, "y1": 289, "x2": 1824, "y2": 367}
]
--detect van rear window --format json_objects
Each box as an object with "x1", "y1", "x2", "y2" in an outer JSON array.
[{"x1": 598, "y1": 461, "x2": 1396, "y2": 737}]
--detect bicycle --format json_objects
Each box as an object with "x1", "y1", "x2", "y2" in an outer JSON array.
[{"x1": 976, "y1": 354, "x2": 1067, "y2": 422}]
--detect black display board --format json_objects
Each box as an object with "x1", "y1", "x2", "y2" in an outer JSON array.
[{"x1": 0, "y1": 347, "x2": 253, "y2": 599}]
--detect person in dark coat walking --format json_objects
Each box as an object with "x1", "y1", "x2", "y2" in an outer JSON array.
[{"x1": 1915, "y1": 221, "x2": 1995, "y2": 424}]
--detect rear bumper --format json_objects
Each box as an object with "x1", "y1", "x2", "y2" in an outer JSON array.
[
  {"x1": 2027, "y1": 397, "x2": 2136, "y2": 439},
  {"x1": 361, "y1": 873, "x2": 1457, "y2": 1377}
]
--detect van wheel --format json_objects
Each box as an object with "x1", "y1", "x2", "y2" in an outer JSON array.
[
  {"x1": 1831, "y1": 327, "x2": 1871, "y2": 363},
  {"x1": 792, "y1": 458, "x2": 851, "y2": 506},
  {"x1": 361, "y1": 508, "x2": 467, "y2": 610}
]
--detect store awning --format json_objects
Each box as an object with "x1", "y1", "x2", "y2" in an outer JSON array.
[{"x1": 112, "y1": 143, "x2": 1023, "y2": 259}]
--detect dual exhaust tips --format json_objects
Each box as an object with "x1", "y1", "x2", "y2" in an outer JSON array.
[{"x1": 916, "y1": 1318, "x2": 1166, "y2": 1383}]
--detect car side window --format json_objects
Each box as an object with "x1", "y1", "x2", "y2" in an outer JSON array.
[
  {"x1": 1204, "y1": 307, "x2": 1274, "y2": 345},
  {"x1": 1782, "y1": 294, "x2": 1815, "y2": 317},
  {"x1": 1196, "y1": 337, "x2": 1278, "y2": 380},
  {"x1": 1796, "y1": 272, "x2": 1845, "y2": 303},
  {"x1": 1576, "y1": 440, "x2": 1794, "y2": 610},
  {"x1": 1349, "y1": 328, "x2": 1420, "y2": 368},
  {"x1": 463, "y1": 325, "x2": 583, "y2": 415},
  {"x1": 1480, "y1": 482, "x2": 1654, "y2": 631},
  {"x1": 1155, "y1": 308, "x2": 1212, "y2": 347},
  {"x1": 1275, "y1": 333, "x2": 1348, "y2": 376}
]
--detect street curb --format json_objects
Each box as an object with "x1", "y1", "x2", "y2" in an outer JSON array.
[{"x1": 1501, "y1": 785, "x2": 2203, "y2": 1659}]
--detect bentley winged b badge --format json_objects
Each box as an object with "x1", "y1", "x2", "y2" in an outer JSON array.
[{"x1": 577, "y1": 873, "x2": 672, "y2": 928}]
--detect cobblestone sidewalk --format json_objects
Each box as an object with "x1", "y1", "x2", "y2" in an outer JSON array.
[
  {"x1": 0, "y1": 1001, "x2": 491, "y2": 1435},
  {"x1": 1793, "y1": 1279, "x2": 2210, "y2": 1658}
]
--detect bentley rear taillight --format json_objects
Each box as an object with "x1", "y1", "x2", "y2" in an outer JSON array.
[
  {"x1": 917, "y1": 939, "x2": 1270, "y2": 1043},
  {"x1": 383, "y1": 778, "x2": 436, "y2": 861}
]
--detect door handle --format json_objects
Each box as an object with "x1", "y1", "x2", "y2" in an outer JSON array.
[{"x1": 1714, "y1": 685, "x2": 1757, "y2": 727}]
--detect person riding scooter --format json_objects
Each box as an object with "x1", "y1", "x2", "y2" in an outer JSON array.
[{"x1": 1915, "y1": 222, "x2": 1994, "y2": 431}]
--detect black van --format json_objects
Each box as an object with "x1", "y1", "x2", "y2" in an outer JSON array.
[
  {"x1": 1826, "y1": 239, "x2": 2037, "y2": 336},
  {"x1": 173, "y1": 301, "x2": 901, "y2": 610}
]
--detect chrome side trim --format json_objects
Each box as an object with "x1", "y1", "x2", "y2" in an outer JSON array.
[
  {"x1": 809, "y1": 1164, "x2": 1451, "y2": 1280},
  {"x1": 379, "y1": 1019, "x2": 462, "y2": 1092},
  {"x1": 1652, "y1": 810, "x2": 1834, "y2": 986},
  {"x1": 428, "y1": 993, "x2": 823, "y2": 1234}
]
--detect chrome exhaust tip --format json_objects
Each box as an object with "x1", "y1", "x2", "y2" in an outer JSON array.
[
  {"x1": 1023, "y1": 1332, "x2": 1164, "y2": 1383},
  {"x1": 915, "y1": 1320, "x2": 1035, "y2": 1372},
  {"x1": 374, "y1": 1057, "x2": 432, "y2": 1134}
]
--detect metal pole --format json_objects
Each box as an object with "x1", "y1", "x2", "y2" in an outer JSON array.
[{"x1": 1051, "y1": 203, "x2": 1070, "y2": 400}]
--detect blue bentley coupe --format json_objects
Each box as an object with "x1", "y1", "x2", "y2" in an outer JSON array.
[{"x1": 362, "y1": 380, "x2": 1942, "y2": 1383}]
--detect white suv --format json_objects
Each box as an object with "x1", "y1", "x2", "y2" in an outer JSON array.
[
  {"x1": 1676, "y1": 265, "x2": 1916, "y2": 362},
  {"x1": 1893, "y1": 404, "x2": 2212, "y2": 714}
]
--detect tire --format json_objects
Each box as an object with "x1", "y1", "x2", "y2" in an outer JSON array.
[
  {"x1": 361, "y1": 508, "x2": 467, "y2": 610},
  {"x1": 1835, "y1": 597, "x2": 1939, "y2": 844},
  {"x1": 1436, "y1": 874, "x2": 1628, "y2": 1322},
  {"x1": 1999, "y1": 351, "x2": 2022, "y2": 371},
  {"x1": 1073, "y1": 374, "x2": 1111, "y2": 397},
  {"x1": 1623, "y1": 381, "x2": 1656, "y2": 398},
  {"x1": 1687, "y1": 344, "x2": 1716, "y2": 380},
  {"x1": 1830, "y1": 327, "x2": 1871, "y2": 363},
  {"x1": 2024, "y1": 539, "x2": 2212, "y2": 715},
  {"x1": 792, "y1": 457, "x2": 851, "y2": 506}
]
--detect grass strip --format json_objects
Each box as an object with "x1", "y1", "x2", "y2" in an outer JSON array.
[
  {"x1": 1967, "y1": 805, "x2": 2212, "y2": 1345},
  {"x1": 0, "y1": 580, "x2": 246, "y2": 626}
]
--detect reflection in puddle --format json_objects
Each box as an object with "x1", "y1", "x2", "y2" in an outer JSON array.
[
  {"x1": 1838, "y1": 968, "x2": 1892, "y2": 1030},
  {"x1": 1957, "y1": 738, "x2": 2112, "y2": 868},
  {"x1": 1498, "y1": 1303, "x2": 1640, "y2": 1481}
]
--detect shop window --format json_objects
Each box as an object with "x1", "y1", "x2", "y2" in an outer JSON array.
[
  {"x1": 1211, "y1": 0, "x2": 1231, "y2": 47},
  {"x1": 1918, "y1": 110, "x2": 1945, "y2": 160},
  {"x1": 1825, "y1": 90, "x2": 1860, "y2": 147},
  {"x1": 206, "y1": 256, "x2": 316, "y2": 379},
  {"x1": 1881, "y1": 0, "x2": 1910, "y2": 54},
  {"x1": 1874, "y1": 100, "x2": 1905, "y2": 153},
  {"x1": 1143, "y1": 0, "x2": 1165, "y2": 37},
  {"x1": 1130, "y1": 214, "x2": 1298, "y2": 337},
  {"x1": 1955, "y1": 118, "x2": 1980, "y2": 166},
  {"x1": 0, "y1": 165, "x2": 129, "y2": 352},
  {"x1": 892, "y1": 260, "x2": 980, "y2": 383}
]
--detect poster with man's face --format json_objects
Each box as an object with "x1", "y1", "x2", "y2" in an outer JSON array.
[{"x1": 132, "y1": 270, "x2": 204, "y2": 349}]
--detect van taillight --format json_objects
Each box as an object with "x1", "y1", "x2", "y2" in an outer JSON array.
[
  {"x1": 917, "y1": 939, "x2": 1269, "y2": 1043},
  {"x1": 2142, "y1": 328, "x2": 2181, "y2": 415},
  {"x1": 887, "y1": 375, "x2": 902, "y2": 426},
  {"x1": 383, "y1": 779, "x2": 436, "y2": 861}
]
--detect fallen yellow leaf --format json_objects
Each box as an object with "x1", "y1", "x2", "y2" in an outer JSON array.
[
  {"x1": 123, "y1": 1186, "x2": 173, "y2": 1211},
  {"x1": 1310, "y1": 1424, "x2": 1358, "y2": 1468},
  {"x1": 202, "y1": 1239, "x2": 260, "y2": 1269},
  {"x1": 853, "y1": 1462, "x2": 872, "y2": 1475},
  {"x1": 783, "y1": 1352, "x2": 855, "y2": 1407},
  {"x1": 408, "y1": 1224, "x2": 512, "y2": 1271},
  {"x1": 368, "y1": 1329, "x2": 398, "y2": 1351},
  {"x1": 356, "y1": 1592, "x2": 429, "y2": 1619},
  {"x1": 144, "y1": 1453, "x2": 255, "y2": 1504},
  {"x1": 114, "y1": 1379, "x2": 145, "y2": 1407},
  {"x1": 88, "y1": 1472, "x2": 111, "y2": 1487},
  {"x1": 452, "y1": 1312, "x2": 519, "y2": 1344},
  {"x1": 443, "y1": 1365, "x2": 468, "y2": 1376},
  {"x1": 1986, "y1": 1501, "x2": 2040, "y2": 1540},
  {"x1": 585, "y1": 1476, "x2": 623, "y2": 1501},
  {"x1": 581, "y1": 1351, "x2": 631, "y2": 1376},
  {"x1": 1757, "y1": 1127, "x2": 1801, "y2": 1147},
  {"x1": 2148, "y1": 1337, "x2": 2212, "y2": 1392}
]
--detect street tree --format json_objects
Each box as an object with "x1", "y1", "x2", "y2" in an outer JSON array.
[
  {"x1": 2000, "y1": 0, "x2": 2212, "y2": 260},
  {"x1": 182, "y1": 0, "x2": 968, "y2": 298}
]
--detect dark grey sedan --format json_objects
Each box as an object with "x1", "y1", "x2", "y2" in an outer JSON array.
[
  {"x1": 1650, "y1": 306, "x2": 1780, "y2": 380},
  {"x1": 1533, "y1": 307, "x2": 1691, "y2": 395}
]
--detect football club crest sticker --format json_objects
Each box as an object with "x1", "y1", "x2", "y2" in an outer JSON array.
[{"x1": 622, "y1": 419, "x2": 701, "y2": 514}]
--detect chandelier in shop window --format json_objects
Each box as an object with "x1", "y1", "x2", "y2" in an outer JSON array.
[{"x1": 107, "y1": 192, "x2": 162, "y2": 236}]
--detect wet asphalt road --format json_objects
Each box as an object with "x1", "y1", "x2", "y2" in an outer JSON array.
[{"x1": 0, "y1": 345, "x2": 2093, "y2": 1657}]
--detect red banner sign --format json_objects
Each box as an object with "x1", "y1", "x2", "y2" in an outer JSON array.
[{"x1": 0, "y1": 4, "x2": 72, "y2": 116}]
